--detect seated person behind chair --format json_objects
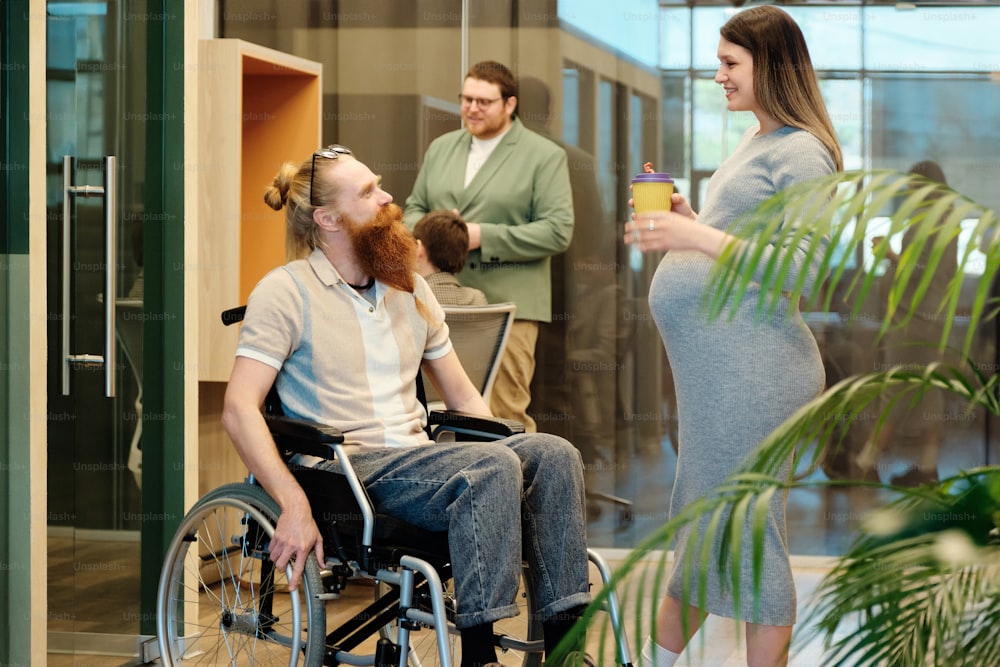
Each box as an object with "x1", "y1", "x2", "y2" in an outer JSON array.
[
  {"x1": 221, "y1": 144, "x2": 591, "y2": 667},
  {"x1": 413, "y1": 209, "x2": 488, "y2": 306}
]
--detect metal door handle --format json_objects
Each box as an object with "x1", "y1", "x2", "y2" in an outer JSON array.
[
  {"x1": 62, "y1": 155, "x2": 117, "y2": 397},
  {"x1": 104, "y1": 156, "x2": 117, "y2": 398}
]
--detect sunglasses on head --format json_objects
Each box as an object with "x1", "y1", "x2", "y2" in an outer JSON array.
[{"x1": 310, "y1": 144, "x2": 353, "y2": 206}]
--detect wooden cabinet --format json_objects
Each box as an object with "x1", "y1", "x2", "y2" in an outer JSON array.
[
  {"x1": 195, "y1": 39, "x2": 322, "y2": 496},
  {"x1": 197, "y1": 39, "x2": 322, "y2": 382}
]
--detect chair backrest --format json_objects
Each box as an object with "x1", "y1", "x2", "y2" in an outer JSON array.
[{"x1": 424, "y1": 302, "x2": 516, "y2": 407}]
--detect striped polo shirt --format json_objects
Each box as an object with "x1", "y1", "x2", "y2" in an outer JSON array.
[{"x1": 236, "y1": 248, "x2": 452, "y2": 448}]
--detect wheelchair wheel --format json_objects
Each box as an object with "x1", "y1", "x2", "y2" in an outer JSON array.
[
  {"x1": 375, "y1": 566, "x2": 542, "y2": 667},
  {"x1": 157, "y1": 483, "x2": 326, "y2": 666}
]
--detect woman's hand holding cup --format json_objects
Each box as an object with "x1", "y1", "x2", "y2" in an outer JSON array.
[{"x1": 625, "y1": 166, "x2": 675, "y2": 251}]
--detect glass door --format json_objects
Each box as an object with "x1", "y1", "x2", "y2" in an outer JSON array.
[{"x1": 46, "y1": 0, "x2": 149, "y2": 658}]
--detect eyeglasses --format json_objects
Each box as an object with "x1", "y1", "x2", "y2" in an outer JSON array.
[
  {"x1": 458, "y1": 94, "x2": 504, "y2": 109},
  {"x1": 310, "y1": 144, "x2": 353, "y2": 206}
]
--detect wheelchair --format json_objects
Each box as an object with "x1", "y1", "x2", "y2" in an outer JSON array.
[{"x1": 155, "y1": 313, "x2": 633, "y2": 667}]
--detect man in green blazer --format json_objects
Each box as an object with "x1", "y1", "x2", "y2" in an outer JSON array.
[{"x1": 404, "y1": 60, "x2": 574, "y2": 432}]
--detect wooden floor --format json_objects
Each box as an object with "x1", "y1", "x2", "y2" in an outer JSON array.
[
  {"x1": 47, "y1": 536, "x2": 143, "y2": 636},
  {"x1": 47, "y1": 429, "x2": 889, "y2": 667},
  {"x1": 47, "y1": 533, "x2": 848, "y2": 666},
  {"x1": 45, "y1": 426, "x2": 920, "y2": 666},
  {"x1": 49, "y1": 426, "x2": 918, "y2": 667}
]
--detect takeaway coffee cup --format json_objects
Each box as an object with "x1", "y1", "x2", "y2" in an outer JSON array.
[{"x1": 631, "y1": 171, "x2": 674, "y2": 214}]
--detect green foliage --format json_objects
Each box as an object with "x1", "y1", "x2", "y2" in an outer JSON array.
[
  {"x1": 708, "y1": 170, "x2": 999, "y2": 357},
  {"x1": 558, "y1": 170, "x2": 1000, "y2": 666},
  {"x1": 802, "y1": 469, "x2": 1000, "y2": 667}
]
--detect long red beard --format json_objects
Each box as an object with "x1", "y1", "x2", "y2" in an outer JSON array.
[{"x1": 349, "y1": 204, "x2": 417, "y2": 294}]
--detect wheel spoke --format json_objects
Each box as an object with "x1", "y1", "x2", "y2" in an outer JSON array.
[{"x1": 157, "y1": 484, "x2": 326, "y2": 666}]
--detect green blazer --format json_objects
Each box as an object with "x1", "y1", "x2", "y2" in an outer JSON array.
[{"x1": 403, "y1": 118, "x2": 574, "y2": 322}]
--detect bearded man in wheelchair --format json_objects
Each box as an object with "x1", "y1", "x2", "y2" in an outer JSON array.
[{"x1": 219, "y1": 145, "x2": 591, "y2": 667}]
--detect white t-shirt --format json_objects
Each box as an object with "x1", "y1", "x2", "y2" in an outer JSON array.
[{"x1": 464, "y1": 128, "x2": 510, "y2": 187}]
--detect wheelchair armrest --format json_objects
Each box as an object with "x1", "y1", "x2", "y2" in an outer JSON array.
[
  {"x1": 428, "y1": 410, "x2": 525, "y2": 440},
  {"x1": 266, "y1": 414, "x2": 344, "y2": 460}
]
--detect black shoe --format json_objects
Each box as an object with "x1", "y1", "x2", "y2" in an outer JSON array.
[
  {"x1": 890, "y1": 468, "x2": 939, "y2": 487},
  {"x1": 821, "y1": 444, "x2": 879, "y2": 483},
  {"x1": 854, "y1": 466, "x2": 881, "y2": 483}
]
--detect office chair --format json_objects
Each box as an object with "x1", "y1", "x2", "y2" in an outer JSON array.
[{"x1": 422, "y1": 302, "x2": 516, "y2": 410}]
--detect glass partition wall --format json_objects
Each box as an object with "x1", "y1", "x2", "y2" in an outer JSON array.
[{"x1": 219, "y1": 0, "x2": 1000, "y2": 555}]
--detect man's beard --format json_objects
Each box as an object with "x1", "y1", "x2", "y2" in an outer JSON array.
[{"x1": 348, "y1": 203, "x2": 417, "y2": 294}]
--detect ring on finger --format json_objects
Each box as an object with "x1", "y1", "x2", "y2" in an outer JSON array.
[
  {"x1": 649, "y1": 220, "x2": 656, "y2": 231},
  {"x1": 632, "y1": 229, "x2": 640, "y2": 242}
]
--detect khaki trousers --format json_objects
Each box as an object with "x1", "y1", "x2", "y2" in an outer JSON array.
[{"x1": 489, "y1": 320, "x2": 538, "y2": 432}]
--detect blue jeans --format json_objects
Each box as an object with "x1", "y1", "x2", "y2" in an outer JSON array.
[{"x1": 318, "y1": 433, "x2": 591, "y2": 628}]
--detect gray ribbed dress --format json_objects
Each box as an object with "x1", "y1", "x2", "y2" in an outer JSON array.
[{"x1": 650, "y1": 125, "x2": 834, "y2": 625}]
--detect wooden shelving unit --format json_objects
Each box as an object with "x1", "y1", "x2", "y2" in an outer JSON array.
[
  {"x1": 196, "y1": 40, "x2": 322, "y2": 495},
  {"x1": 197, "y1": 38, "x2": 322, "y2": 382}
]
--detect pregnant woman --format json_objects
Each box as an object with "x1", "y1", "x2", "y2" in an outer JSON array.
[{"x1": 625, "y1": 6, "x2": 842, "y2": 666}]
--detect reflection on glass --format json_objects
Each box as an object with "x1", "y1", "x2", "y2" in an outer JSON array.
[
  {"x1": 864, "y1": 6, "x2": 1000, "y2": 71},
  {"x1": 692, "y1": 77, "x2": 754, "y2": 171},
  {"x1": 659, "y1": 8, "x2": 691, "y2": 70},
  {"x1": 692, "y1": 6, "x2": 739, "y2": 69},
  {"x1": 597, "y1": 78, "x2": 617, "y2": 222},
  {"x1": 214, "y1": 0, "x2": 999, "y2": 557},
  {"x1": 558, "y1": 0, "x2": 660, "y2": 67},
  {"x1": 784, "y1": 5, "x2": 862, "y2": 70},
  {"x1": 821, "y1": 78, "x2": 863, "y2": 170},
  {"x1": 562, "y1": 67, "x2": 581, "y2": 148},
  {"x1": 871, "y1": 76, "x2": 1000, "y2": 215},
  {"x1": 46, "y1": 0, "x2": 146, "y2": 654}
]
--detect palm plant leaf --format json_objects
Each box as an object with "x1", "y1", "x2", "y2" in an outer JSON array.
[
  {"x1": 553, "y1": 169, "x2": 1000, "y2": 666},
  {"x1": 557, "y1": 371, "x2": 999, "y2": 664},
  {"x1": 799, "y1": 469, "x2": 1000, "y2": 667},
  {"x1": 707, "y1": 169, "x2": 999, "y2": 357}
]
